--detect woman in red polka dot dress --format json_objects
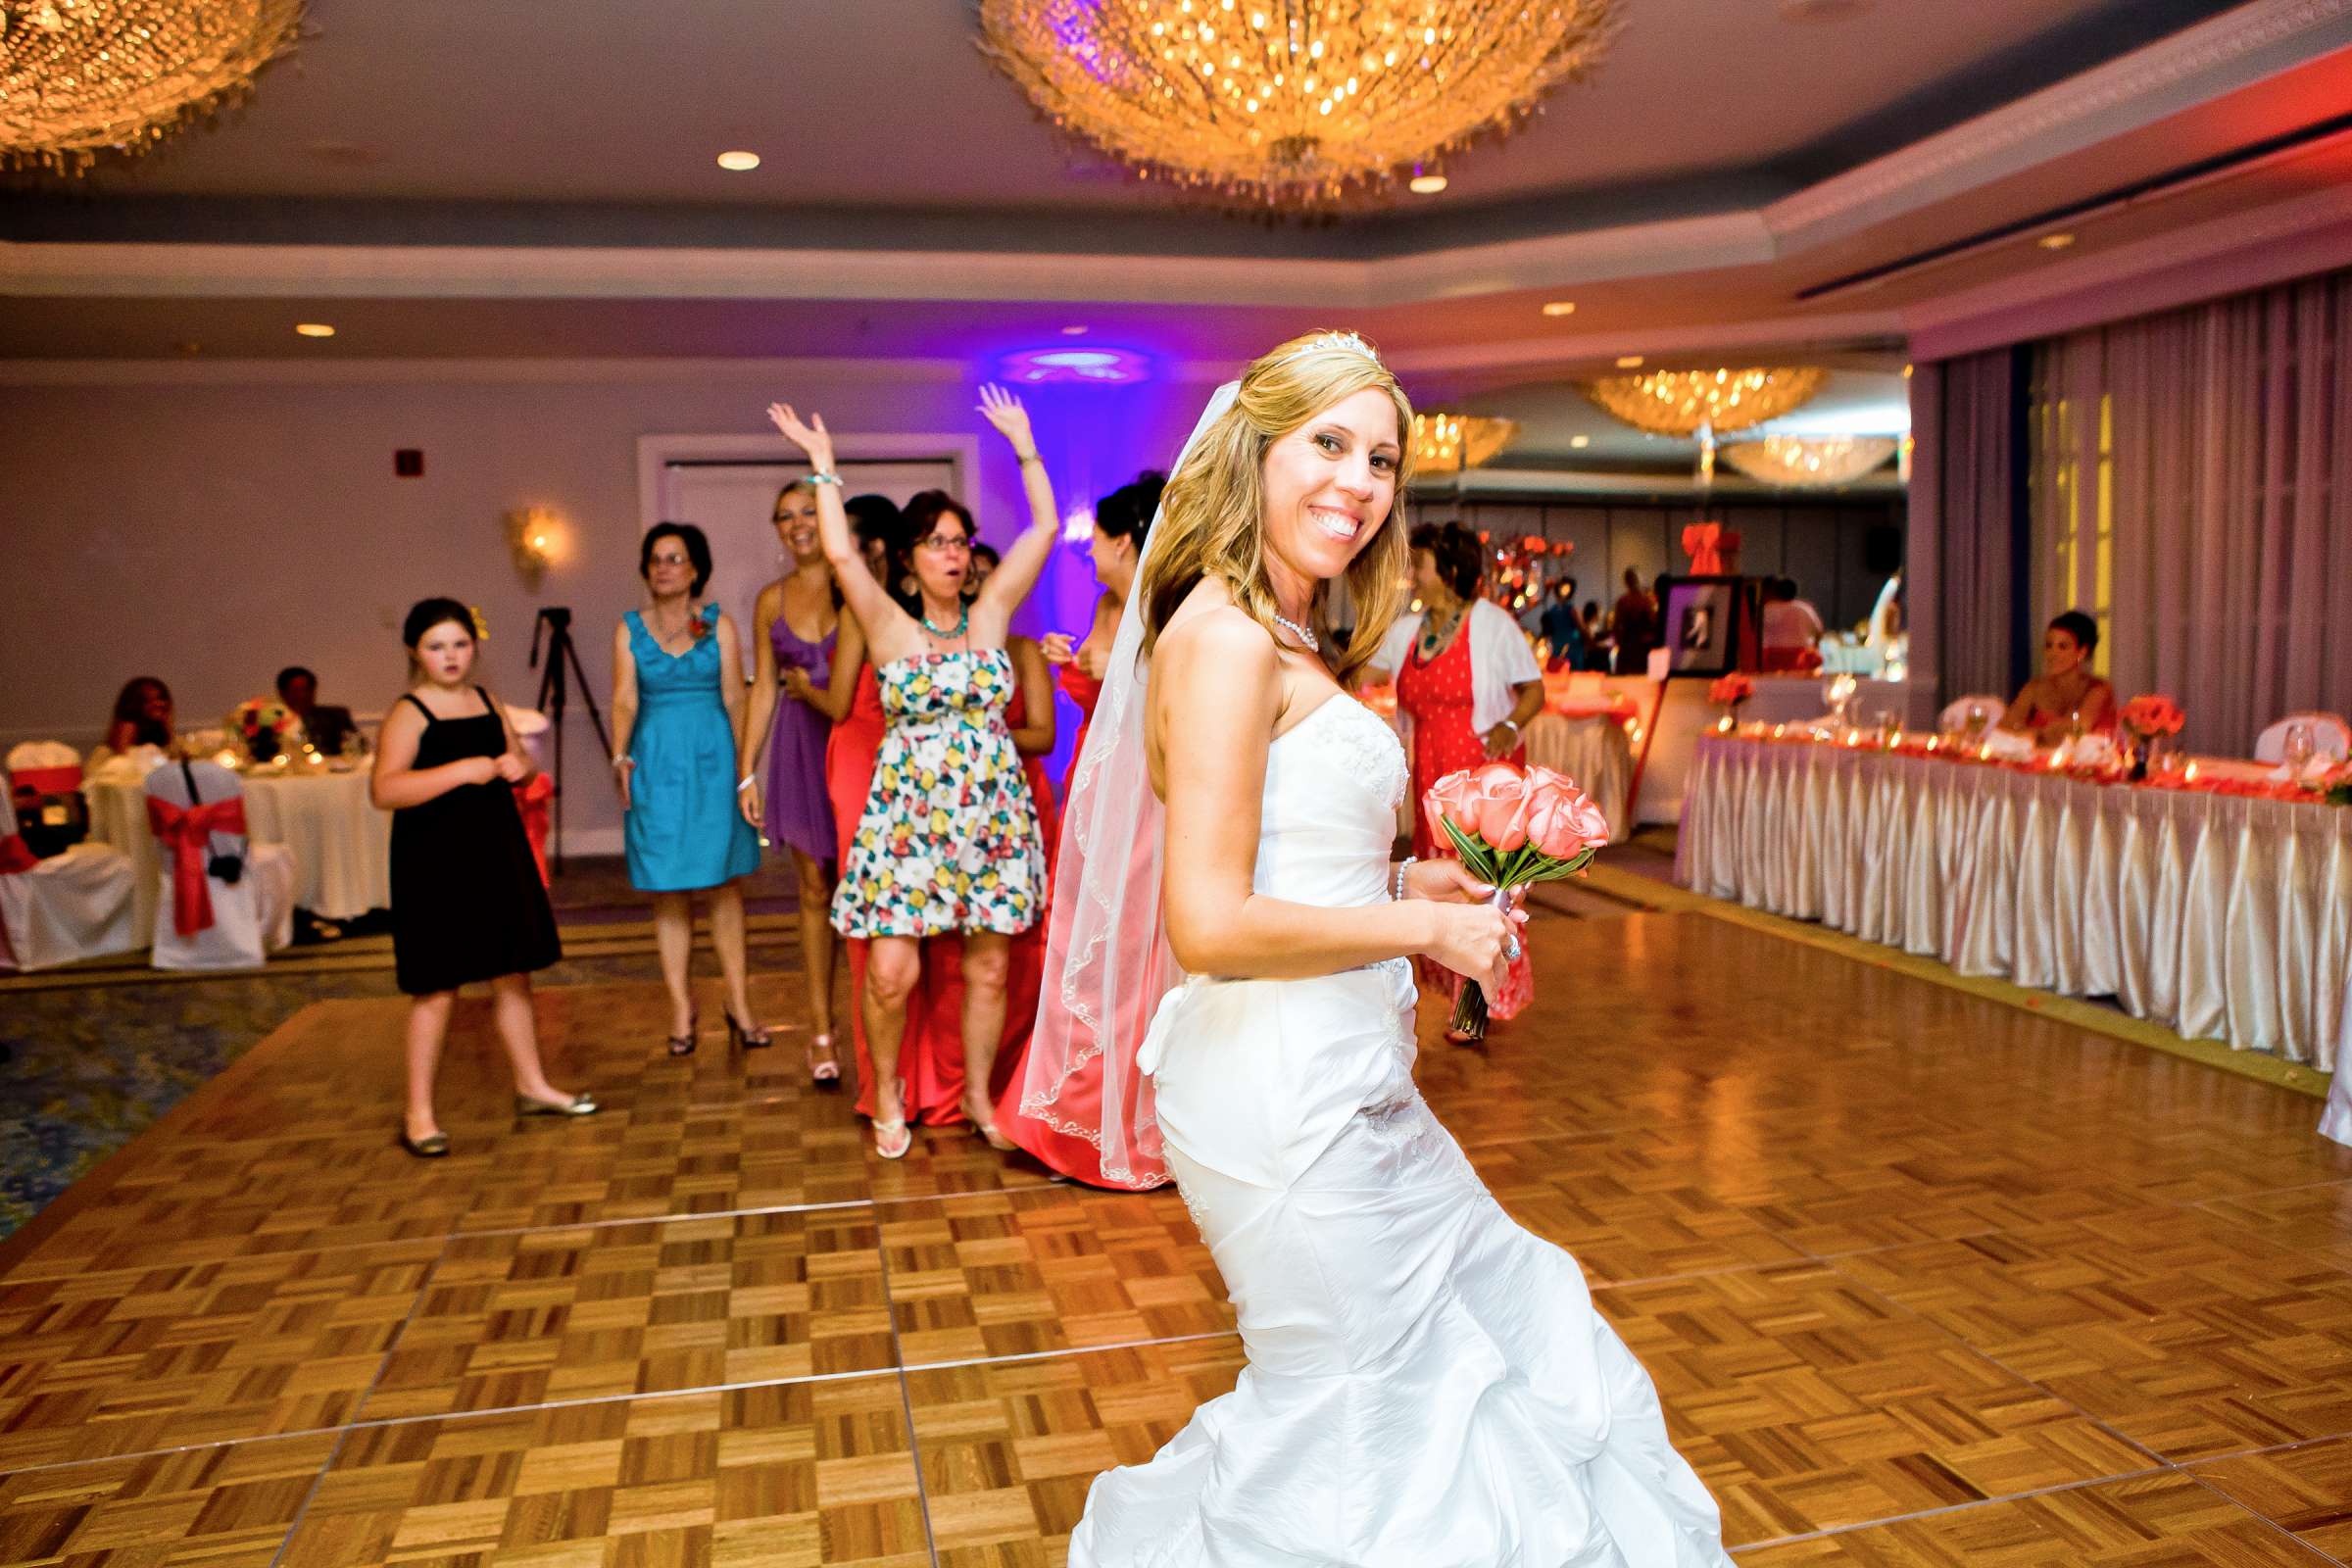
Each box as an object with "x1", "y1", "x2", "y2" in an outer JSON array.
[{"x1": 1374, "y1": 522, "x2": 1546, "y2": 1038}]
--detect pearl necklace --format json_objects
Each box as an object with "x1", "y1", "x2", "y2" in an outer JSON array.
[{"x1": 1270, "y1": 612, "x2": 1319, "y2": 652}]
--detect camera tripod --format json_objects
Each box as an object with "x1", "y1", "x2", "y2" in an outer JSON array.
[{"x1": 530, "y1": 606, "x2": 612, "y2": 876}]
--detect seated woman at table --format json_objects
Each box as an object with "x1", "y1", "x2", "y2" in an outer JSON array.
[
  {"x1": 1368, "y1": 520, "x2": 1544, "y2": 1041},
  {"x1": 2002, "y1": 610, "x2": 2115, "y2": 746},
  {"x1": 373, "y1": 598, "x2": 589, "y2": 1157},
  {"x1": 88, "y1": 676, "x2": 175, "y2": 769}
]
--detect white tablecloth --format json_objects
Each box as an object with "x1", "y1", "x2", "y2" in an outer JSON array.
[
  {"x1": 88, "y1": 766, "x2": 393, "y2": 941},
  {"x1": 1676, "y1": 737, "x2": 2352, "y2": 1069},
  {"x1": 1521, "y1": 713, "x2": 1635, "y2": 844}
]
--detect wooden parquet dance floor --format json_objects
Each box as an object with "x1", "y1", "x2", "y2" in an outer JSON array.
[{"x1": 4, "y1": 909, "x2": 2349, "y2": 1566}]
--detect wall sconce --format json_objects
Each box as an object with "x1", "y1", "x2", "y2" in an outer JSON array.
[{"x1": 506, "y1": 506, "x2": 565, "y2": 588}]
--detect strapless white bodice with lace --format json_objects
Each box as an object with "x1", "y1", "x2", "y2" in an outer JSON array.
[{"x1": 1071, "y1": 694, "x2": 1733, "y2": 1566}]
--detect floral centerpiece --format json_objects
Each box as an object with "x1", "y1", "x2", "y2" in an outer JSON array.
[
  {"x1": 2118, "y1": 694, "x2": 2184, "y2": 781},
  {"x1": 1423, "y1": 761, "x2": 1610, "y2": 1040},
  {"x1": 227, "y1": 698, "x2": 307, "y2": 764},
  {"x1": 1707, "y1": 673, "x2": 1754, "y2": 730}
]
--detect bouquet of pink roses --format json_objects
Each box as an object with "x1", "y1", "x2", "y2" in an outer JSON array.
[{"x1": 1423, "y1": 760, "x2": 1610, "y2": 1039}]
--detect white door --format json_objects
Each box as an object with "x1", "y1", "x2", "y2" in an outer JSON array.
[{"x1": 654, "y1": 459, "x2": 956, "y2": 665}]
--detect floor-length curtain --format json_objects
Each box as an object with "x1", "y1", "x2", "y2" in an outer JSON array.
[
  {"x1": 1915, "y1": 348, "x2": 2020, "y2": 709},
  {"x1": 2030, "y1": 270, "x2": 2352, "y2": 758}
]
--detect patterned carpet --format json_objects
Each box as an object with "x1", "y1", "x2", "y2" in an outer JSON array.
[{"x1": 0, "y1": 858, "x2": 808, "y2": 1242}]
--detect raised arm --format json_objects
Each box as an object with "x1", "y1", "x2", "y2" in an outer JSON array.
[
  {"x1": 765, "y1": 403, "x2": 902, "y2": 639},
  {"x1": 973, "y1": 384, "x2": 1059, "y2": 623},
  {"x1": 802, "y1": 610, "x2": 866, "y2": 724},
  {"x1": 1153, "y1": 608, "x2": 1513, "y2": 988}
]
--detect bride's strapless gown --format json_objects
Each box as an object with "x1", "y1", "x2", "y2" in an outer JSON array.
[{"x1": 1069, "y1": 694, "x2": 1733, "y2": 1567}]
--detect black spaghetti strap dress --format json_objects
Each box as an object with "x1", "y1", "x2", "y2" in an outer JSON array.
[{"x1": 389, "y1": 687, "x2": 562, "y2": 996}]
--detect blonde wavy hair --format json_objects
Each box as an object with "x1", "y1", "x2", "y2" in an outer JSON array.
[{"x1": 1138, "y1": 331, "x2": 1414, "y2": 682}]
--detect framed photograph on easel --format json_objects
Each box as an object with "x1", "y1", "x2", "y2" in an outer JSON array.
[{"x1": 1660, "y1": 575, "x2": 1756, "y2": 676}]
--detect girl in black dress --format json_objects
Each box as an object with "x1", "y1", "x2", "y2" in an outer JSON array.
[{"x1": 372, "y1": 598, "x2": 593, "y2": 1156}]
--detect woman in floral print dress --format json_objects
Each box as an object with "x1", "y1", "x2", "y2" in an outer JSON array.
[{"x1": 767, "y1": 389, "x2": 1058, "y2": 1159}]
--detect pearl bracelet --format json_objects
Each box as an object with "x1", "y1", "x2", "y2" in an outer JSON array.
[{"x1": 1393, "y1": 856, "x2": 1418, "y2": 901}]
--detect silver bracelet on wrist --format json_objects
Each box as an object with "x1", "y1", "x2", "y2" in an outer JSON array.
[
  {"x1": 1393, "y1": 856, "x2": 1418, "y2": 901},
  {"x1": 737, "y1": 773, "x2": 758, "y2": 793}
]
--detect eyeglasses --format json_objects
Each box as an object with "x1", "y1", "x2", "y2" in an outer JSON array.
[
  {"x1": 648, "y1": 553, "x2": 691, "y2": 567},
  {"x1": 914, "y1": 533, "x2": 971, "y2": 553}
]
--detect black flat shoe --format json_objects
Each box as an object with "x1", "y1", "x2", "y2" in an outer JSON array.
[{"x1": 399, "y1": 1130, "x2": 450, "y2": 1158}]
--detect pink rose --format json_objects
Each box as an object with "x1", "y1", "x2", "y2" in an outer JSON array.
[
  {"x1": 1423, "y1": 768, "x2": 1481, "y2": 848},
  {"x1": 1526, "y1": 776, "x2": 1609, "y2": 862},
  {"x1": 1464, "y1": 761, "x2": 1531, "y2": 854}
]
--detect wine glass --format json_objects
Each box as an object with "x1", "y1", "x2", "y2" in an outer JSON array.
[{"x1": 2283, "y1": 721, "x2": 2315, "y2": 774}]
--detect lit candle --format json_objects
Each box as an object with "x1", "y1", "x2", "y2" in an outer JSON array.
[{"x1": 2184, "y1": 760, "x2": 2200, "y2": 784}]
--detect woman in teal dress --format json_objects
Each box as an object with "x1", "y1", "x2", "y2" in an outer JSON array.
[{"x1": 611, "y1": 522, "x2": 767, "y2": 1057}]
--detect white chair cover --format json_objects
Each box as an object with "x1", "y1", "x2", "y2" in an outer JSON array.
[
  {"x1": 1938, "y1": 695, "x2": 2007, "y2": 731},
  {"x1": 0, "y1": 762, "x2": 138, "y2": 970},
  {"x1": 7, "y1": 740, "x2": 80, "y2": 773},
  {"x1": 143, "y1": 760, "x2": 295, "y2": 970},
  {"x1": 2253, "y1": 712, "x2": 2352, "y2": 764}
]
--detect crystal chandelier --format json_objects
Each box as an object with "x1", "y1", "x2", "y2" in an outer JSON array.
[
  {"x1": 0, "y1": 0, "x2": 304, "y2": 172},
  {"x1": 1581, "y1": 367, "x2": 1827, "y2": 438},
  {"x1": 1411, "y1": 412, "x2": 1516, "y2": 475},
  {"x1": 974, "y1": 0, "x2": 1618, "y2": 208},
  {"x1": 1719, "y1": 434, "x2": 1898, "y2": 487}
]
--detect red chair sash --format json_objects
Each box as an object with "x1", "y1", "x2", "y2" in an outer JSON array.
[
  {"x1": 146, "y1": 794, "x2": 248, "y2": 935},
  {"x1": 0, "y1": 834, "x2": 38, "y2": 874},
  {"x1": 12, "y1": 765, "x2": 81, "y2": 795},
  {"x1": 514, "y1": 773, "x2": 554, "y2": 887}
]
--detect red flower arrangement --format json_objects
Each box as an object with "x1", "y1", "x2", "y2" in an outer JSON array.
[
  {"x1": 1708, "y1": 673, "x2": 1755, "y2": 710},
  {"x1": 1422, "y1": 761, "x2": 1609, "y2": 1039},
  {"x1": 2119, "y1": 694, "x2": 2185, "y2": 739}
]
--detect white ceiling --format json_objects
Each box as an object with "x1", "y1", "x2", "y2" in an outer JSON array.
[
  {"x1": 18, "y1": 0, "x2": 2237, "y2": 218},
  {"x1": 5, "y1": 0, "x2": 2350, "y2": 398}
]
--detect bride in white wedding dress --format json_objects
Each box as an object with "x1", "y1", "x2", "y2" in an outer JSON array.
[{"x1": 1025, "y1": 331, "x2": 1734, "y2": 1566}]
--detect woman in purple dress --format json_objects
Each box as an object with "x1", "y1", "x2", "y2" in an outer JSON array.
[{"x1": 740, "y1": 479, "x2": 844, "y2": 1088}]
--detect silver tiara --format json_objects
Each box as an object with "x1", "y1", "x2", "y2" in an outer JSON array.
[{"x1": 1279, "y1": 330, "x2": 1384, "y2": 369}]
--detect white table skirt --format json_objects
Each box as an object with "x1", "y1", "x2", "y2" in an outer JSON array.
[
  {"x1": 1521, "y1": 713, "x2": 1635, "y2": 844},
  {"x1": 1676, "y1": 737, "x2": 2352, "y2": 1069},
  {"x1": 88, "y1": 767, "x2": 393, "y2": 940}
]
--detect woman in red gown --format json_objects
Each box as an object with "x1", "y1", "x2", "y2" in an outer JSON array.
[{"x1": 1372, "y1": 522, "x2": 1546, "y2": 1037}]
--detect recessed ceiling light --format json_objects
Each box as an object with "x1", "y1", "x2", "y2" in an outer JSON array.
[
  {"x1": 294, "y1": 322, "x2": 335, "y2": 338},
  {"x1": 1060, "y1": 324, "x2": 1089, "y2": 336},
  {"x1": 1570, "y1": 435, "x2": 1591, "y2": 449},
  {"x1": 715, "y1": 150, "x2": 761, "y2": 172},
  {"x1": 2038, "y1": 231, "x2": 2076, "y2": 250},
  {"x1": 1615, "y1": 354, "x2": 1644, "y2": 368},
  {"x1": 1541, "y1": 301, "x2": 1577, "y2": 317},
  {"x1": 1407, "y1": 165, "x2": 1447, "y2": 195},
  {"x1": 1902, "y1": 364, "x2": 1914, "y2": 378}
]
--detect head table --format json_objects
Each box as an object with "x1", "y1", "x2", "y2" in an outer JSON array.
[
  {"x1": 1676, "y1": 733, "x2": 2351, "y2": 1087},
  {"x1": 86, "y1": 763, "x2": 392, "y2": 945}
]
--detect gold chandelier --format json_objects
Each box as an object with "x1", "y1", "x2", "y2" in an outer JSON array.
[
  {"x1": 974, "y1": 0, "x2": 1618, "y2": 208},
  {"x1": 1412, "y1": 412, "x2": 1516, "y2": 475},
  {"x1": 0, "y1": 0, "x2": 304, "y2": 172},
  {"x1": 1719, "y1": 434, "x2": 1898, "y2": 487},
  {"x1": 1582, "y1": 367, "x2": 1827, "y2": 438}
]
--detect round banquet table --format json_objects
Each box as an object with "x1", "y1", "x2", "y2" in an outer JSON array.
[
  {"x1": 1520, "y1": 712, "x2": 1635, "y2": 844},
  {"x1": 87, "y1": 764, "x2": 393, "y2": 944},
  {"x1": 1675, "y1": 734, "x2": 2352, "y2": 1072}
]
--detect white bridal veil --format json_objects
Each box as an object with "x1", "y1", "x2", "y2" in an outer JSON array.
[{"x1": 1017, "y1": 381, "x2": 1240, "y2": 1189}]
